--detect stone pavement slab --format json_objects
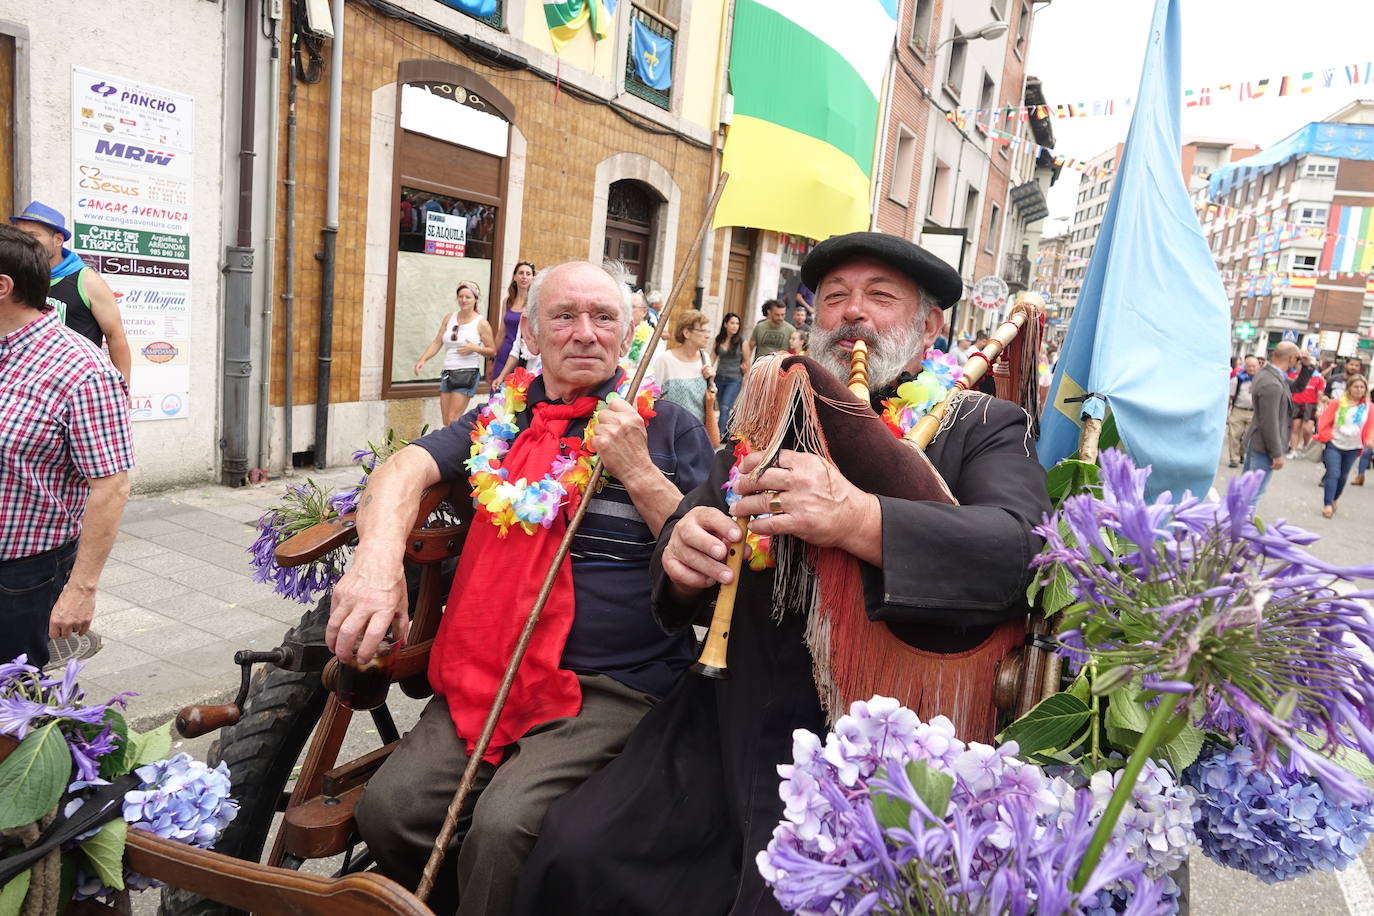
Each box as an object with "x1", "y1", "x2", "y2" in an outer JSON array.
[{"x1": 78, "y1": 466, "x2": 360, "y2": 731}]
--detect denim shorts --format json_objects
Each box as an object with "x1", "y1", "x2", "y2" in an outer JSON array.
[
  {"x1": 439, "y1": 368, "x2": 480, "y2": 395},
  {"x1": 0, "y1": 539, "x2": 77, "y2": 669}
]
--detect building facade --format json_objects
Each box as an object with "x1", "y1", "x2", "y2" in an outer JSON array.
[
  {"x1": 1, "y1": 1, "x2": 229, "y2": 490},
  {"x1": 1202, "y1": 102, "x2": 1374, "y2": 361}
]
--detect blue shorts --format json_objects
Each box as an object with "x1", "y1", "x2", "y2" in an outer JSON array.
[{"x1": 439, "y1": 368, "x2": 480, "y2": 395}]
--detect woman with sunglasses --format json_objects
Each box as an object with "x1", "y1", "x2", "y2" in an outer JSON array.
[
  {"x1": 491, "y1": 261, "x2": 536, "y2": 385},
  {"x1": 649, "y1": 309, "x2": 716, "y2": 423},
  {"x1": 414, "y1": 280, "x2": 496, "y2": 425}
]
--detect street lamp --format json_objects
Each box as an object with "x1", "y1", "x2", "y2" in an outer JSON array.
[{"x1": 936, "y1": 21, "x2": 1010, "y2": 50}]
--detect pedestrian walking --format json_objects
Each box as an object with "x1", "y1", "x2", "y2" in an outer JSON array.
[
  {"x1": 10, "y1": 201, "x2": 131, "y2": 382},
  {"x1": 711, "y1": 313, "x2": 744, "y2": 425},
  {"x1": 742, "y1": 299, "x2": 795, "y2": 367},
  {"x1": 491, "y1": 260, "x2": 535, "y2": 385},
  {"x1": 1287, "y1": 352, "x2": 1323, "y2": 458},
  {"x1": 414, "y1": 281, "x2": 496, "y2": 425},
  {"x1": 1226, "y1": 355, "x2": 1259, "y2": 467},
  {"x1": 1315, "y1": 375, "x2": 1372, "y2": 518},
  {"x1": 1242, "y1": 341, "x2": 1298, "y2": 503},
  {"x1": 649, "y1": 309, "x2": 715, "y2": 423},
  {"x1": 0, "y1": 225, "x2": 133, "y2": 668}
]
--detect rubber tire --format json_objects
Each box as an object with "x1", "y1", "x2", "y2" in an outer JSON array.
[{"x1": 157, "y1": 597, "x2": 332, "y2": 916}]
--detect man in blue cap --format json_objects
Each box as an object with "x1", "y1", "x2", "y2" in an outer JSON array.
[{"x1": 11, "y1": 201, "x2": 131, "y2": 381}]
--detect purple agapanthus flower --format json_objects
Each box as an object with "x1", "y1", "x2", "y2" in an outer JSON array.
[
  {"x1": 246, "y1": 479, "x2": 351, "y2": 603},
  {"x1": 1033, "y1": 449, "x2": 1374, "y2": 803}
]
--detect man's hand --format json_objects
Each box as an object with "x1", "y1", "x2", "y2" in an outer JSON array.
[
  {"x1": 327, "y1": 556, "x2": 410, "y2": 665},
  {"x1": 730, "y1": 449, "x2": 882, "y2": 564},
  {"x1": 1273, "y1": 455, "x2": 1286, "y2": 470},
  {"x1": 49, "y1": 583, "x2": 95, "y2": 639},
  {"x1": 661, "y1": 506, "x2": 743, "y2": 595},
  {"x1": 591, "y1": 397, "x2": 651, "y2": 482}
]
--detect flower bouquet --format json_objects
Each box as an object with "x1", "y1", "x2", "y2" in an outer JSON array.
[
  {"x1": 0, "y1": 656, "x2": 237, "y2": 911},
  {"x1": 247, "y1": 429, "x2": 456, "y2": 603},
  {"x1": 760, "y1": 450, "x2": 1374, "y2": 914}
]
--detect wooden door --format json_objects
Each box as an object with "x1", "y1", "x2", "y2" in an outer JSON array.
[
  {"x1": 725, "y1": 227, "x2": 757, "y2": 320},
  {"x1": 606, "y1": 180, "x2": 656, "y2": 288}
]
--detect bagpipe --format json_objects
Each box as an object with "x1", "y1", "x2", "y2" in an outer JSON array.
[{"x1": 692, "y1": 299, "x2": 1057, "y2": 744}]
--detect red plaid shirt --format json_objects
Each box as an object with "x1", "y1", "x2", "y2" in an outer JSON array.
[{"x1": 0, "y1": 310, "x2": 135, "y2": 560}]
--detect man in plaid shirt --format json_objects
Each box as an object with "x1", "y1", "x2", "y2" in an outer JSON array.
[{"x1": 0, "y1": 225, "x2": 133, "y2": 668}]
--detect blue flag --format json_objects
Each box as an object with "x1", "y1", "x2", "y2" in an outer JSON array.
[
  {"x1": 631, "y1": 17, "x2": 673, "y2": 90},
  {"x1": 440, "y1": 0, "x2": 498, "y2": 18},
  {"x1": 1039, "y1": 0, "x2": 1229, "y2": 500}
]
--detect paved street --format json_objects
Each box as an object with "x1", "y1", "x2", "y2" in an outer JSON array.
[{"x1": 93, "y1": 449, "x2": 1373, "y2": 914}]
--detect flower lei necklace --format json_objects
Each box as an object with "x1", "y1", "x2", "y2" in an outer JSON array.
[
  {"x1": 724, "y1": 348, "x2": 964, "y2": 566},
  {"x1": 467, "y1": 367, "x2": 660, "y2": 537}
]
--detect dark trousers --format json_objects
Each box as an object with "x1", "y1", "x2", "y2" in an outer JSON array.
[
  {"x1": 1322, "y1": 444, "x2": 1361, "y2": 506},
  {"x1": 0, "y1": 540, "x2": 77, "y2": 669},
  {"x1": 354, "y1": 673, "x2": 654, "y2": 916}
]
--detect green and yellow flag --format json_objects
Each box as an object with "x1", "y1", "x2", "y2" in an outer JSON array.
[
  {"x1": 714, "y1": 0, "x2": 898, "y2": 240},
  {"x1": 545, "y1": 0, "x2": 618, "y2": 51}
]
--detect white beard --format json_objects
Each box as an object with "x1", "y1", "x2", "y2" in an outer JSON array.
[{"x1": 810, "y1": 320, "x2": 927, "y2": 390}]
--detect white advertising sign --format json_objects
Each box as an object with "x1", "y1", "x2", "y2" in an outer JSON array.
[{"x1": 71, "y1": 67, "x2": 194, "y2": 421}]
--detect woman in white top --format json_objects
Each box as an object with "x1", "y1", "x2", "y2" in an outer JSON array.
[
  {"x1": 414, "y1": 280, "x2": 496, "y2": 425},
  {"x1": 649, "y1": 308, "x2": 715, "y2": 423}
]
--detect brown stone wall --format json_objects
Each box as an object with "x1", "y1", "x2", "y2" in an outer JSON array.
[{"x1": 271, "y1": 3, "x2": 713, "y2": 406}]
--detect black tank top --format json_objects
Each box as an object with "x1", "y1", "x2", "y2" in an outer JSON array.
[{"x1": 48, "y1": 269, "x2": 103, "y2": 346}]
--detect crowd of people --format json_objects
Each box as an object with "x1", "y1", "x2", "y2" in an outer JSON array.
[{"x1": 1229, "y1": 346, "x2": 1371, "y2": 517}]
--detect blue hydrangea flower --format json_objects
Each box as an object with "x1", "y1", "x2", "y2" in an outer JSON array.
[
  {"x1": 124, "y1": 753, "x2": 239, "y2": 848},
  {"x1": 1185, "y1": 745, "x2": 1374, "y2": 883}
]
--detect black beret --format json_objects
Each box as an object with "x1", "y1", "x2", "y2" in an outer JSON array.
[{"x1": 800, "y1": 231, "x2": 964, "y2": 309}]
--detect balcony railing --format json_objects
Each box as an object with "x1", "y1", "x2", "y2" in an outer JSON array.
[
  {"x1": 625, "y1": 4, "x2": 674, "y2": 110},
  {"x1": 438, "y1": 0, "x2": 504, "y2": 30},
  {"x1": 1002, "y1": 253, "x2": 1031, "y2": 289}
]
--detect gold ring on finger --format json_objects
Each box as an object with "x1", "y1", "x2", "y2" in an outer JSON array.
[{"x1": 768, "y1": 492, "x2": 784, "y2": 515}]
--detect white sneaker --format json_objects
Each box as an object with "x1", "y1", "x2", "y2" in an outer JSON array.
[{"x1": 45, "y1": 631, "x2": 104, "y2": 669}]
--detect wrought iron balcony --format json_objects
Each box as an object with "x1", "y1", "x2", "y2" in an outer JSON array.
[
  {"x1": 1002, "y1": 253, "x2": 1032, "y2": 289},
  {"x1": 626, "y1": 5, "x2": 675, "y2": 110}
]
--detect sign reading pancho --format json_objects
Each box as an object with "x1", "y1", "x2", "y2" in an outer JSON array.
[{"x1": 72, "y1": 67, "x2": 193, "y2": 421}]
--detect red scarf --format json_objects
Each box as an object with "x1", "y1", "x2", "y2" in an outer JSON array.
[{"x1": 428, "y1": 395, "x2": 599, "y2": 763}]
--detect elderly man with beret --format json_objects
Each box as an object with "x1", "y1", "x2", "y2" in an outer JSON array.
[{"x1": 516, "y1": 232, "x2": 1051, "y2": 916}]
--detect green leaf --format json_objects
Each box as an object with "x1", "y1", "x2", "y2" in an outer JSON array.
[
  {"x1": 1041, "y1": 566, "x2": 1078, "y2": 617},
  {"x1": 80, "y1": 818, "x2": 128, "y2": 891},
  {"x1": 0, "y1": 724, "x2": 71, "y2": 830},
  {"x1": 0, "y1": 870, "x2": 31, "y2": 916},
  {"x1": 998, "y1": 692, "x2": 1092, "y2": 756},
  {"x1": 1156, "y1": 723, "x2": 1205, "y2": 775},
  {"x1": 904, "y1": 760, "x2": 954, "y2": 820},
  {"x1": 57, "y1": 856, "x2": 74, "y2": 916},
  {"x1": 1295, "y1": 732, "x2": 1374, "y2": 779},
  {"x1": 870, "y1": 770, "x2": 914, "y2": 832},
  {"x1": 1104, "y1": 687, "x2": 1151, "y2": 735},
  {"x1": 96, "y1": 709, "x2": 129, "y2": 781},
  {"x1": 127, "y1": 720, "x2": 174, "y2": 768},
  {"x1": 1045, "y1": 459, "x2": 1101, "y2": 504},
  {"x1": 1098, "y1": 412, "x2": 1120, "y2": 450},
  {"x1": 1066, "y1": 671, "x2": 1091, "y2": 704}
]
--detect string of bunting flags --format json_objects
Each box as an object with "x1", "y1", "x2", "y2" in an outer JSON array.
[
  {"x1": 952, "y1": 60, "x2": 1374, "y2": 121},
  {"x1": 943, "y1": 114, "x2": 1115, "y2": 180},
  {"x1": 1195, "y1": 199, "x2": 1374, "y2": 259}
]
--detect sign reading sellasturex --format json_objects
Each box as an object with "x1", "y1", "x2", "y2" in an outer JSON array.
[{"x1": 71, "y1": 66, "x2": 194, "y2": 422}]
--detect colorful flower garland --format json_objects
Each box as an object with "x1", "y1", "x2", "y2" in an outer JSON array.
[
  {"x1": 726, "y1": 348, "x2": 964, "y2": 566},
  {"x1": 467, "y1": 367, "x2": 660, "y2": 537}
]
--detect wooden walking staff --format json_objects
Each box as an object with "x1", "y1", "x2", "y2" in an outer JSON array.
[{"x1": 414, "y1": 173, "x2": 730, "y2": 903}]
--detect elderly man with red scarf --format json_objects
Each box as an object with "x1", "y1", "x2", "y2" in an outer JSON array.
[{"x1": 326, "y1": 260, "x2": 714, "y2": 915}]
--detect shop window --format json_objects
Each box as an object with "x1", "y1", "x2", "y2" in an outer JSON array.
[{"x1": 384, "y1": 62, "x2": 514, "y2": 398}]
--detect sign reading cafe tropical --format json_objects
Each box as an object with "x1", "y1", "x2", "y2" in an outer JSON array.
[{"x1": 70, "y1": 67, "x2": 194, "y2": 422}]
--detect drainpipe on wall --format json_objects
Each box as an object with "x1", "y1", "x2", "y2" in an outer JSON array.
[
  {"x1": 256, "y1": 13, "x2": 283, "y2": 476},
  {"x1": 281, "y1": 30, "x2": 298, "y2": 477},
  {"x1": 696, "y1": 0, "x2": 733, "y2": 306},
  {"x1": 221, "y1": 0, "x2": 259, "y2": 487},
  {"x1": 313, "y1": 0, "x2": 344, "y2": 470}
]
